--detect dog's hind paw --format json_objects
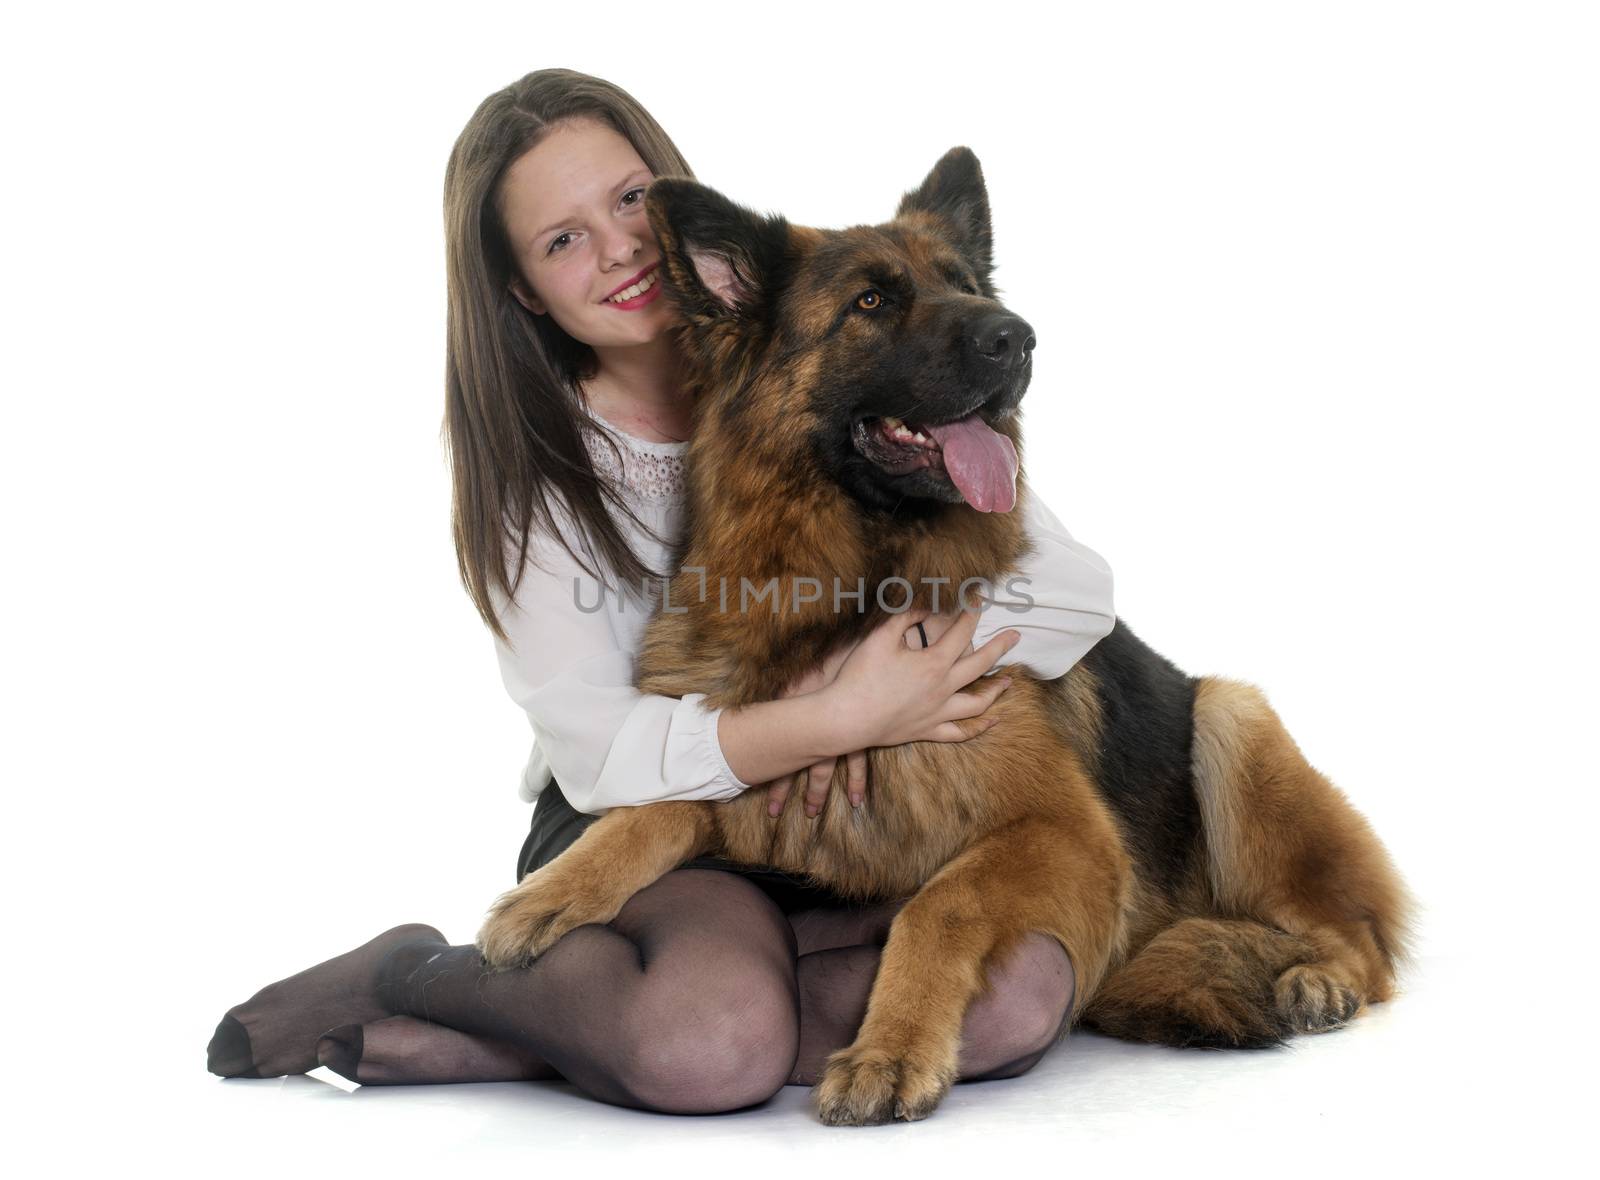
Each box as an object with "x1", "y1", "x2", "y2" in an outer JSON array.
[
  {"x1": 1275, "y1": 963, "x2": 1363, "y2": 1034},
  {"x1": 813, "y1": 1043, "x2": 955, "y2": 1126}
]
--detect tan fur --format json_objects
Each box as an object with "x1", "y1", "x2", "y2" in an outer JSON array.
[
  {"x1": 477, "y1": 186, "x2": 1411, "y2": 1122},
  {"x1": 1080, "y1": 678, "x2": 1412, "y2": 1046},
  {"x1": 1193, "y1": 678, "x2": 1412, "y2": 1002}
]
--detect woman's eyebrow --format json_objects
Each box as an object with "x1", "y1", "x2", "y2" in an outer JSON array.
[{"x1": 529, "y1": 169, "x2": 654, "y2": 246}]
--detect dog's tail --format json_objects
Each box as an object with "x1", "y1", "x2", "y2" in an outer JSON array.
[{"x1": 1084, "y1": 676, "x2": 1414, "y2": 1047}]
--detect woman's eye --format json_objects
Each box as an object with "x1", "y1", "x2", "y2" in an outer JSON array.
[
  {"x1": 620, "y1": 186, "x2": 647, "y2": 208},
  {"x1": 856, "y1": 289, "x2": 884, "y2": 311},
  {"x1": 547, "y1": 232, "x2": 574, "y2": 255}
]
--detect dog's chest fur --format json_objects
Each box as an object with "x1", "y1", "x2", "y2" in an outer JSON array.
[
  {"x1": 713, "y1": 680, "x2": 1081, "y2": 899},
  {"x1": 635, "y1": 466, "x2": 1092, "y2": 899}
]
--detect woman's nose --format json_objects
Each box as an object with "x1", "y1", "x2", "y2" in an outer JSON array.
[{"x1": 597, "y1": 221, "x2": 643, "y2": 268}]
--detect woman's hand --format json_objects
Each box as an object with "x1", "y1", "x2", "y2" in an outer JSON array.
[
  {"x1": 823, "y1": 605, "x2": 1018, "y2": 752},
  {"x1": 760, "y1": 606, "x2": 1019, "y2": 819}
]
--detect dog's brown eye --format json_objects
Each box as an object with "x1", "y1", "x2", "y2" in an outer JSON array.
[{"x1": 856, "y1": 289, "x2": 883, "y2": 311}]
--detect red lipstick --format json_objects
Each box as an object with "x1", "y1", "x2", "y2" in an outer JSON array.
[{"x1": 602, "y1": 262, "x2": 659, "y2": 302}]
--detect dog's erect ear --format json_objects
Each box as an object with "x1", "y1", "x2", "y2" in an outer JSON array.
[
  {"x1": 896, "y1": 147, "x2": 994, "y2": 287},
  {"x1": 647, "y1": 178, "x2": 791, "y2": 326}
]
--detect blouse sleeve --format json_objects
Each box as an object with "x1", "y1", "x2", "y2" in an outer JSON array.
[
  {"x1": 493, "y1": 505, "x2": 752, "y2": 817},
  {"x1": 967, "y1": 488, "x2": 1116, "y2": 680}
]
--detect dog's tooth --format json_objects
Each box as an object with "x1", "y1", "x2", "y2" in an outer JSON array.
[{"x1": 913, "y1": 431, "x2": 928, "y2": 443}]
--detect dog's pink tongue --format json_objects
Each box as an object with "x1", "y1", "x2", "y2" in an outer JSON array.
[{"x1": 924, "y1": 414, "x2": 1018, "y2": 513}]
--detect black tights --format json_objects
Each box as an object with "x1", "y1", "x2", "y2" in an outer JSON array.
[{"x1": 209, "y1": 868, "x2": 1075, "y2": 1114}]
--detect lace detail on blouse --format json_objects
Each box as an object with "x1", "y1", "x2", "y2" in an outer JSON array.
[{"x1": 582, "y1": 414, "x2": 688, "y2": 502}]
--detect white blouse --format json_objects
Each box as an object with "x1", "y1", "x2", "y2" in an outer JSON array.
[{"x1": 493, "y1": 409, "x2": 1116, "y2": 813}]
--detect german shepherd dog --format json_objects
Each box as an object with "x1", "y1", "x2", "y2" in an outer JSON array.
[{"x1": 477, "y1": 149, "x2": 1412, "y2": 1125}]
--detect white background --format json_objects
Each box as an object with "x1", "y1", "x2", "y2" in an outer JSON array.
[{"x1": 5, "y1": 1, "x2": 1595, "y2": 1174}]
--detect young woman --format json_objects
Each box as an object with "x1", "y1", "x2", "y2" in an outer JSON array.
[{"x1": 206, "y1": 68, "x2": 1118, "y2": 1115}]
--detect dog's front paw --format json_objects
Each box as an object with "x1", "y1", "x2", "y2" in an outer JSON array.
[
  {"x1": 813, "y1": 1041, "x2": 956, "y2": 1126},
  {"x1": 475, "y1": 869, "x2": 619, "y2": 969}
]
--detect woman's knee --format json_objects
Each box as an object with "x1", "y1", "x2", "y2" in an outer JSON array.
[
  {"x1": 607, "y1": 871, "x2": 801, "y2": 1113},
  {"x1": 615, "y1": 965, "x2": 798, "y2": 1113},
  {"x1": 963, "y1": 932, "x2": 1076, "y2": 1079}
]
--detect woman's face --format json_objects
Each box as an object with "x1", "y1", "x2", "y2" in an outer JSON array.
[{"x1": 499, "y1": 117, "x2": 673, "y2": 351}]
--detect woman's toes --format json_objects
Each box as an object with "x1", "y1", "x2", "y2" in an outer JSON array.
[
  {"x1": 316, "y1": 1015, "x2": 559, "y2": 1085},
  {"x1": 205, "y1": 923, "x2": 450, "y2": 1079},
  {"x1": 315, "y1": 1024, "x2": 365, "y2": 1082},
  {"x1": 207, "y1": 1013, "x2": 261, "y2": 1078}
]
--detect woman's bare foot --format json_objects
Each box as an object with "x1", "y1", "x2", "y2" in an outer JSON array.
[
  {"x1": 207, "y1": 923, "x2": 446, "y2": 1078},
  {"x1": 315, "y1": 1015, "x2": 560, "y2": 1085}
]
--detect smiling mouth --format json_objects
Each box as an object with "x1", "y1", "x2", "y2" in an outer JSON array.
[
  {"x1": 603, "y1": 264, "x2": 659, "y2": 304},
  {"x1": 850, "y1": 405, "x2": 1020, "y2": 513}
]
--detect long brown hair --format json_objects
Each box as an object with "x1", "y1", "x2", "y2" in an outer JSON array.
[{"x1": 443, "y1": 68, "x2": 694, "y2": 639}]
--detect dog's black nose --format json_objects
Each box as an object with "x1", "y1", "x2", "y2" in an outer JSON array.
[{"x1": 970, "y1": 313, "x2": 1036, "y2": 371}]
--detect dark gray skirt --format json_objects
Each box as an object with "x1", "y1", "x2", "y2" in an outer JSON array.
[{"x1": 516, "y1": 779, "x2": 863, "y2": 916}]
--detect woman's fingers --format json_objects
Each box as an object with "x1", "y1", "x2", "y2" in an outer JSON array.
[
  {"x1": 915, "y1": 673, "x2": 1013, "y2": 742},
  {"x1": 803, "y1": 756, "x2": 837, "y2": 817},
  {"x1": 764, "y1": 753, "x2": 867, "y2": 819},
  {"x1": 950, "y1": 628, "x2": 1020, "y2": 686},
  {"x1": 874, "y1": 606, "x2": 933, "y2": 648},
  {"x1": 928, "y1": 714, "x2": 1003, "y2": 742},
  {"x1": 945, "y1": 674, "x2": 1012, "y2": 720},
  {"x1": 766, "y1": 773, "x2": 794, "y2": 818},
  {"x1": 845, "y1": 748, "x2": 868, "y2": 808},
  {"x1": 932, "y1": 605, "x2": 983, "y2": 652}
]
